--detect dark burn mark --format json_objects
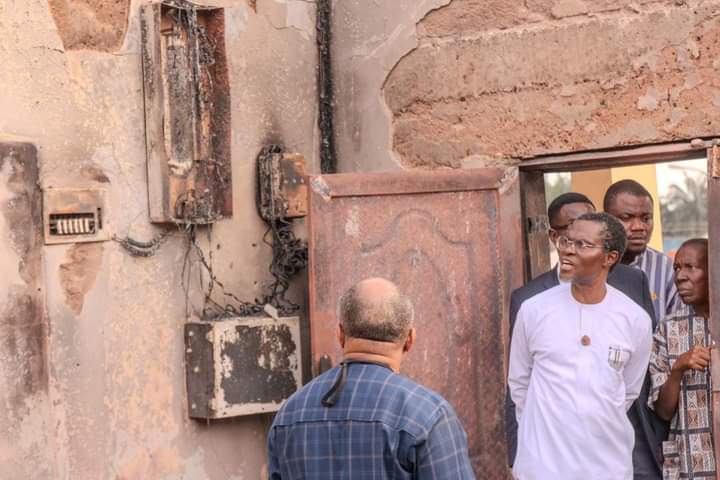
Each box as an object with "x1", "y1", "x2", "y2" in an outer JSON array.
[
  {"x1": 80, "y1": 165, "x2": 110, "y2": 183},
  {"x1": 0, "y1": 141, "x2": 48, "y2": 408},
  {"x1": 220, "y1": 324, "x2": 298, "y2": 404},
  {"x1": 316, "y1": 0, "x2": 337, "y2": 173},
  {"x1": 1, "y1": 323, "x2": 48, "y2": 410}
]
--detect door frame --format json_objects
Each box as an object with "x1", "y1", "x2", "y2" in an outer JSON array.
[
  {"x1": 518, "y1": 138, "x2": 718, "y2": 474},
  {"x1": 517, "y1": 140, "x2": 710, "y2": 279}
]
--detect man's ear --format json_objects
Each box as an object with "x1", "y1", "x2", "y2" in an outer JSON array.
[
  {"x1": 336, "y1": 324, "x2": 345, "y2": 348},
  {"x1": 548, "y1": 228, "x2": 558, "y2": 246},
  {"x1": 403, "y1": 328, "x2": 416, "y2": 354},
  {"x1": 605, "y1": 250, "x2": 619, "y2": 269}
]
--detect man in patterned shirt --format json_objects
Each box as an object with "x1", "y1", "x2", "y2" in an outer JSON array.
[
  {"x1": 267, "y1": 277, "x2": 475, "y2": 479},
  {"x1": 604, "y1": 179, "x2": 682, "y2": 322},
  {"x1": 648, "y1": 238, "x2": 715, "y2": 478}
]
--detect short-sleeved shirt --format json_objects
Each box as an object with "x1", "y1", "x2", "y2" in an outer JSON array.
[
  {"x1": 628, "y1": 247, "x2": 682, "y2": 322},
  {"x1": 267, "y1": 361, "x2": 475, "y2": 479},
  {"x1": 648, "y1": 306, "x2": 716, "y2": 479}
]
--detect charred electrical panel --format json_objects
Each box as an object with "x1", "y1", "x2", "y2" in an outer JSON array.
[
  {"x1": 257, "y1": 151, "x2": 308, "y2": 221},
  {"x1": 43, "y1": 188, "x2": 110, "y2": 245},
  {"x1": 180, "y1": 146, "x2": 309, "y2": 420},
  {"x1": 140, "y1": 0, "x2": 232, "y2": 224},
  {"x1": 184, "y1": 316, "x2": 302, "y2": 418}
]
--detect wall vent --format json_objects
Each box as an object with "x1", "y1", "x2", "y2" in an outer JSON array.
[{"x1": 43, "y1": 188, "x2": 110, "y2": 244}]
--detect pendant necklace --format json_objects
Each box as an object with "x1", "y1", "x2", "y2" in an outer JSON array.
[{"x1": 580, "y1": 306, "x2": 591, "y2": 346}]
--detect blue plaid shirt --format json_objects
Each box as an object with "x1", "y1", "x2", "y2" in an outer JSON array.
[{"x1": 267, "y1": 362, "x2": 475, "y2": 479}]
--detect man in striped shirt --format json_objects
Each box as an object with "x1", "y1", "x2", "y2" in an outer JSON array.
[{"x1": 604, "y1": 179, "x2": 682, "y2": 322}]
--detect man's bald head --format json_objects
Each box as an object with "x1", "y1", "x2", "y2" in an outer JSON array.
[{"x1": 339, "y1": 278, "x2": 414, "y2": 343}]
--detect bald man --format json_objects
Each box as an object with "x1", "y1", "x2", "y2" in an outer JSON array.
[{"x1": 267, "y1": 278, "x2": 475, "y2": 479}]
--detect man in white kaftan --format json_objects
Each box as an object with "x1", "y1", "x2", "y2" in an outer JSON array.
[{"x1": 509, "y1": 212, "x2": 653, "y2": 480}]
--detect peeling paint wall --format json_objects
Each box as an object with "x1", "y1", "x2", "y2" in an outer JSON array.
[
  {"x1": 48, "y1": 0, "x2": 131, "y2": 51},
  {"x1": 334, "y1": 0, "x2": 720, "y2": 171},
  {"x1": 331, "y1": 0, "x2": 451, "y2": 172},
  {"x1": 58, "y1": 243, "x2": 103, "y2": 314},
  {"x1": 0, "y1": 0, "x2": 317, "y2": 478},
  {"x1": 0, "y1": 140, "x2": 52, "y2": 480}
]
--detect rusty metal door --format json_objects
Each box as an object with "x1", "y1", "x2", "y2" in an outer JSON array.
[{"x1": 307, "y1": 167, "x2": 523, "y2": 476}]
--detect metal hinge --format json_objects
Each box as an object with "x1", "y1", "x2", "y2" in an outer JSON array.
[{"x1": 710, "y1": 142, "x2": 720, "y2": 179}]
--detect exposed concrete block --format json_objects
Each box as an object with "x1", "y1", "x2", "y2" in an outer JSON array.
[
  {"x1": 387, "y1": 7, "x2": 695, "y2": 111},
  {"x1": 550, "y1": 0, "x2": 589, "y2": 18},
  {"x1": 637, "y1": 86, "x2": 662, "y2": 111},
  {"x1": 48, "y1": 0, "x2": 130, "y2": 52},
  {"x1": 385, "y1": 1, "x2": 720, "y2": 167},
  {"x1": 418, "y1": 0, "x2": 545, "y2": 37},
  {"x1": 418, "y1": 0, "x2": 677, "y2": 38}
]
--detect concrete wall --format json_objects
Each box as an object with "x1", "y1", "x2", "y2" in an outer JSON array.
[
  {"x1": 334, "y1": 0, "x2": 720, "y2": 171},
  {"x1": 0, "y1": 140, "x2": 52, "y2": 479},
  {"x1": 0, "y1": 0, "x2": 317, "y2": 478},
  {"x1": 5, "y1": 0, "x2": 720, "y2": 478}
]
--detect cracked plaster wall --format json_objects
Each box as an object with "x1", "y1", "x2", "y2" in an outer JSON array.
[
  {"x1": 334, "y1": 0, "x2": 720, "y2": 171},
  {"x1": 331, "y1": 0, "x2": 451, "y2": 172},
  {"x1": 0, "y1": 0, "x2": 317, "y2": 478}
]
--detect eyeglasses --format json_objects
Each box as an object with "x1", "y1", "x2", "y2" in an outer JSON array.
[{"x1": 556, "y1": 235, "x2": 606, "y2": 253}]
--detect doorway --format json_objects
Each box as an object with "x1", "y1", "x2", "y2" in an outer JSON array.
[
  {"x1": 518, "y1": 141, "x2": 710, "y2": 279},
  {"x1": 519, "y1": 139, "x2": 720, "y2": 474},
  {"x1": 542, "y1": 156, "x2": 708, "y2": 266}
]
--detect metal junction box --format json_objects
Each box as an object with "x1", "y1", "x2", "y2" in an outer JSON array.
[
  {"x1": 140, "y1": 1, "x2": 232, "y2": 224},
  {"x1": 184, "y1": 316, "x2": 302, "y2": 419},
  {"x1": 257, "y1": 152, "x2": 308, "y2": 221}
]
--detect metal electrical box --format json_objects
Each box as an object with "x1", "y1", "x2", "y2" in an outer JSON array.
[
  {"x1": 257, "y1": 151, "x2": 308, "y2": 221},
  {"x1": 184, "y1": 316, "x2": 302, "y2": 419},
  {"x1": 140, "y1": 1, "x2": 232, "y2": 224}
]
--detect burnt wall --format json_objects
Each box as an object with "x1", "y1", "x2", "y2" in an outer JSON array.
[
  {"x1": 0, "y1": 0, "x2": 318, "y2": 478},
  {"x1": 0, "y1": 140, "x2": 52, "y2": 479}
]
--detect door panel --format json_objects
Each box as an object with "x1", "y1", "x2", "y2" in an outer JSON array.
[
  {"x1": 308, "y1": 167, "x2": 523, "y2": 476},
  {"x1": 520, "y1": 170, "x2": 550, "y2": 279}
]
